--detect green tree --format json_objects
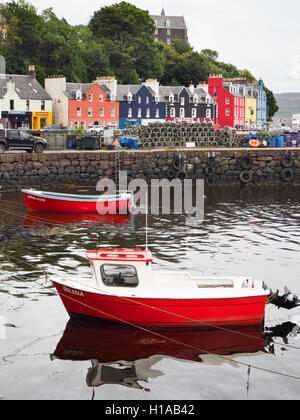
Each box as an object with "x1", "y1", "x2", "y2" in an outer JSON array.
[{"x1": 264, "y1": 85, "x2": 279, "y2": 120}]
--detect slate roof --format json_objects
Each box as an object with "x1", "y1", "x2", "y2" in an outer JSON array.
[
  {"x1": 65, "y1": 82, "x2": 111, "y2": 100},
  {"x1": 0, "y1": 74, "x2": 52, "y2": 100},
  {"x1": 151, "y1": 14, "x2": 187, "y2": 30},
  {"x1": 116, "y1": 85, "x2": 143, "y2": 101}
]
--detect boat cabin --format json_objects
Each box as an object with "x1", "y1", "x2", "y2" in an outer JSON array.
[{"x1": 86, "y1": 249, "x2": 153, "y2": 289}]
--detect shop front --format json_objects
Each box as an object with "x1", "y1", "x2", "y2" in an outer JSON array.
[
  {"x1": 2, "y1": 111, "x2": 32, "y2": 129},
  {"x1": 32, "y1": 112, "x2": 53, "y2": 130}
]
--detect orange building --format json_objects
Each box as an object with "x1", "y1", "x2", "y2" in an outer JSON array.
[{"x1": 68, "y1": 80, "x2": 119, "y2": 129}]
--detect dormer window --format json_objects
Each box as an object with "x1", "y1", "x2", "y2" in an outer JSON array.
[
  {"x1": 127, "y1": 92, "x2": 132, "y2": 102},
  {"x1": 155, "y1": 95, "x2": 159, "y2": 103},
  {"x1": 166, "y1": 19, "x2": 170, "y2": 27},
  {"x1": 193, "y1": 95, "x2": 198, "y2": 103},
  {"x1": 169, "y1": 94, "x2": 174, "y2": 103}
]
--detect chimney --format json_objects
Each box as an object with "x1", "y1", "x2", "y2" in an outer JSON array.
[
  {"x1": 143, "y1": 79, "x2": 160, "y2": 97},
  {"x1": 96, "y1": 76, "x2": 117, "y2": 97},
  {"x1": 28, "y1": 65, "x2": 36, "y2": 79},
  {"x1": 189, "y1": 81, "x2": 195, "y2": 95}
]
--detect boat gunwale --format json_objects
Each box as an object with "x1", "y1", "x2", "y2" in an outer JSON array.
[{"x1": 22, "y1": 189, "x2": 132, "y2": 203}]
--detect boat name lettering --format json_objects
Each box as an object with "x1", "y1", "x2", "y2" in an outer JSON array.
[
  {"x1": 63, "y1": 286, "x2": 84, "y2": 297},
  {"x1": 28, "y1": 195, "x2": 46, "y2": 202}
]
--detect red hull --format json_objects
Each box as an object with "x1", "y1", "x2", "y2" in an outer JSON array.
[
  {"x1": 53, "y1": 282, "x2": 268, "y2": 327},
  {"x1": 23, "y1": 192, "x2": 130, "y2": 213}
]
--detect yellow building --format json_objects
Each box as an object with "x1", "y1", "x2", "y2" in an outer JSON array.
[
  {"x1": 32, "y1": 111, "x2": 53, "y2": 130},
  {"x1": 245, "y1": 96, "x2": 257, "y2": 126}
]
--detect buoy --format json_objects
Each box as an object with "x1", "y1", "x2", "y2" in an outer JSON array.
[{"x1": 249, "y1": 139, "x2": 260, "y2": 148}]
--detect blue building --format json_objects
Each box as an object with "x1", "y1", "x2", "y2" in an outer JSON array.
[
  {"x1": 117, "y1": 82, "x2": 166, "y2": 129},
  {"x1": 256, "y1": 79, "x2": 267, "y2": 124}
]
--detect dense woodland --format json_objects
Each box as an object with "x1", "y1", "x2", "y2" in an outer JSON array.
[{"x1": 0, "y1": 0, "x2": 278, "y2": 118}]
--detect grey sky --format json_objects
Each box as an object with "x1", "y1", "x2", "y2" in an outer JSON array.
[{"x1": 26, "y1": 0, "x2": 300, "y2": 93}]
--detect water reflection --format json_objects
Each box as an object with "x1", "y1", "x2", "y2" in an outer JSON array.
[{"x1": 51, "y1": 318, "x2": 299, "y2": 392}]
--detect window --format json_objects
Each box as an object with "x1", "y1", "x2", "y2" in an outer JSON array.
[
  {"x1": 226, "y1": 108, "x2": 230, "y2": 116},
  {"x1": 167, "y1": 38, "x2": 171, "y2": 45},
  {"x1": 89, "y1": 93, "x2": 93, "y2": 102},
  {"x1": 26, "y1": 100, "x2": 30, "y2": 111},
  {"x1": 77, "y1": 107, "x2": 81, "y2": 117},
  {"x1": 180, "y1": 108, "x2": 185, "y2": 118},
  {"x1": 166, "y1": 20, "x2": 170, "y2": 27},
  {"x1": 127, "y1": 93, "x2": 132, "y2": 102},
  {"x1": 146, "y1": 108, "x2": 150, "y2": 118},
  {"x1": 206, "y1": 109, "x2": 211, "y2": 119},
  {"x1": 192, "y1": 108, "x2": 197, "y2": 118},
  {"x1": 111, "y1": 108, "x2": 115, "y2": 117},
  {"x1": 41, "y1": 100, "x2": 45, "y2": 111},
  {"x1": 75, "y1": 121, "x2": 79, "y2": 128},
  {"x1": 137, "y1": 108, "x2": 141, "y2": 118},
  {"x1": 88, "y1": 107, "x2": 92, "y2": 117},
  {"x1": 167, "y1": 29, "x2": 171, "y2": 36},
  {"x1": 100, "y1": 94, "x2": 103, "y2": 102},
  {"x1": 170, "y1": 107, "x2": 175, "y2": 118},
  {"x1": 193, "y1": 96, "x2": 198, "y2": 104},
  {"x1": 225, "y1": 98, "x2": 230, "y2": 105},
  {"x1": 81, "y1": 121, "x2": 85, "y2": 129},
  {"x1": 10, "y1": 100, "x2": 14, "y2": 111},
  {"x1": 169, "y1": 94, "x2": 174, "y2": 103},
  {"x1": 100, "y1": 108, "x2": 104, "y2": 117},
  {"x1": 146, "y1": 97, "x2": 149, "y2": 104},
  {"x1": 128, "y1": 108, "x2": 132, "y2": 118},
  {"x1": 101, "y1": 264, "x2": 139, "y2": 288},
  {"x1": 155, "y1": 108, "x2": 160, "y2": 118},
  {"x1": 138, "y1": 96, "x2": 141, "y2": 104}
]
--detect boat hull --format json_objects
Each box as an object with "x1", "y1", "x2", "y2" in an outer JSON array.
[
  {"x1": 23, "y1": 191, "x2": 130, "y2": 213},
  {"x1": 53, "y1": 281, "x2": 268, "y2": 327}
]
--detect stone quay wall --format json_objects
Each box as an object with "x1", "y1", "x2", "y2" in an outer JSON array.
[{"x1": 1, "y1": 149, "x2": 300, "y2": 188}]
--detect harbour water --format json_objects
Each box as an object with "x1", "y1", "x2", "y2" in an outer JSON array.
[{"x1": 0, "y1": 186, "x2": 300, "y2": 400}]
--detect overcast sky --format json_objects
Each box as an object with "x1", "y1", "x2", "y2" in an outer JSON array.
[{"x1": 26, "y1": 0, "x2": 300, "y2": 94}]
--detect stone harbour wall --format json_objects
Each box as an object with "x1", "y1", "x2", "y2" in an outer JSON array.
[{"x1": 1, "y1": 149, "x2": 300, "y2": 188}]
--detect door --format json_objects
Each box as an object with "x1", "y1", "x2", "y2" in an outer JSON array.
[
  {"x1": 19, "y1": 130, "x2": 33, "y2": 148},
  {"x1": 7, "y1": 130, "x2": 21, "y2": 147}
]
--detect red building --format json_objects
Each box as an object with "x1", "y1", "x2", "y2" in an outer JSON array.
[
  {"x1": 208, "y1": 75, "x2": 245, "y2": 129},
  {"x1": 68, "y1": 81, "x2": 119, "y2": 129}
]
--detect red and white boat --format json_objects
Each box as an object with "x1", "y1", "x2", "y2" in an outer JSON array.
[
  {"x1": 22, "y1": 189, "x2": 132, "y2": 213},
  {"x1": 52, "y1": 248, "x2": 270, "y2": 328}
]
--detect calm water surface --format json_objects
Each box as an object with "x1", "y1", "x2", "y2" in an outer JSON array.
[{"x1": 0, "y1": 185, "x2": 300, "y2": 400}]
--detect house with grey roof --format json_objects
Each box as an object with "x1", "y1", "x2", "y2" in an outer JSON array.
[
  {"x1": 151, "y1": 9, "x2": 188, "y2": 45},
  {"x1": 117, "y1": 81, "x2": 166, "y2": 128},
  {"x1": 0, "y1": 65, "x2": 53, "y2": 129},
  {"x1": 45, "y1": 76, "x2": 119, "y2": 129},
  {"x1": 163, "y1": 83, "x2": 218, "y2": 123}
]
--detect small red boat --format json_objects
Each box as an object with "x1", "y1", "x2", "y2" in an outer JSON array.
[
  {"x1": 22, "y1": 189, "x2": 132, "y2": 213},
  {"x1": 52, "y1": 248, "x2": 270, "y2": 328}
]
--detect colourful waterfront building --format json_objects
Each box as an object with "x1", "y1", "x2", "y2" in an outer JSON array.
[
  {"x1": 117, "y1": 80, "x2": 166, "y2": 129},
  {"x1": 207, "y1": 75, "x2": 245, "y2": 128},
  {"x1": 0, "y1": 65, "x2": 52, "y2": 130},
  {"x1": 256, "y1": 79, "x2": 267, "y2": 124},
  {"x1": 45, "y1": 76, "x2": 119, "y2": 129}
]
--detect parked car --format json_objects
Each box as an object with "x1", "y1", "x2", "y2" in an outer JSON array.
[
  {"x1": 86, "y1": 125, "x2": 104, "y2": 135},
  {"x1": 0, "y1": 129, "x2": 48, "y2": 154},
  {"x1": 40, "y1": 125, "x2": 64, "y2": 132}
]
